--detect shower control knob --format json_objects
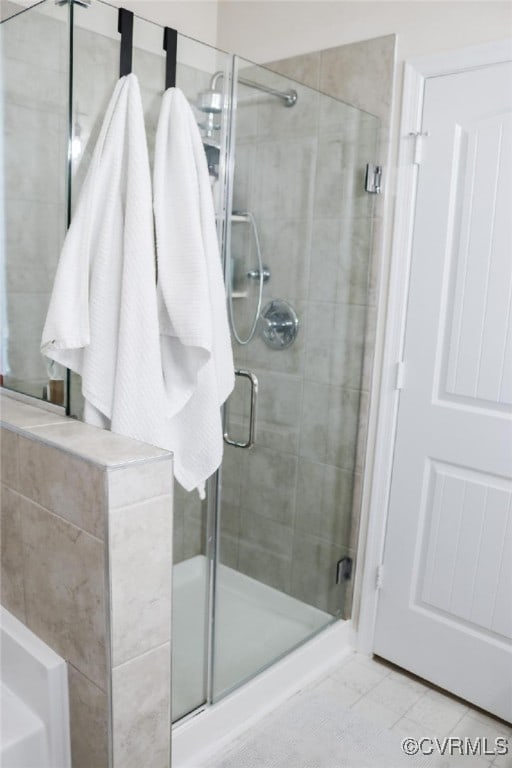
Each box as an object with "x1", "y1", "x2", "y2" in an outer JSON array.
[{"x1": 259, "y1": 299, "x2": 299, "y2": 350}]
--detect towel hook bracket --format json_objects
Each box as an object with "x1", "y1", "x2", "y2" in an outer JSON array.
[
  {"x1": 118, "y1": 8, "x2": 134, "y2": 77},
  {"x1": 163, "y1": 27, "x2": 178, "y2": 90}
]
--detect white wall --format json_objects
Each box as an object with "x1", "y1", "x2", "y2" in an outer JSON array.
[
  {"x1": 6, "y1": 1, "x2": 510, "y2": 69},
  {"x1": 97, "y1": 0, "x2": 220, "y2": 46},
  {"x1": 1, "y1": 0, "x2": 220, "y2": 47},
  {"x1": 217, "y1": 1, "x2": 511, "y2": 64}
]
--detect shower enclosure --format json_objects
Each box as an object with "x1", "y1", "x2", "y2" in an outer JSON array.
[{"x1": 1, "y1": 0, "x2": 379, "y2": 731}]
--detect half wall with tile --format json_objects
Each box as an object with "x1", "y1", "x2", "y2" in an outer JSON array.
[{"x1": 0, "y1": 392, "x2": 173, "y2": 768}]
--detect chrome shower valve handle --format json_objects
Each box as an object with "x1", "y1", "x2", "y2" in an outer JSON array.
[{"x1": 259, "y1": 299, "x2": 299, "y2": 349}]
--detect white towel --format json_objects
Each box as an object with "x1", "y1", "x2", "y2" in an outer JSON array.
[
  {"x1": 41, "y1": 74, "x2": 166, "y2": 444},
  {"x1": 154, "y1": 87, "x2": 234, "y2": 498}
]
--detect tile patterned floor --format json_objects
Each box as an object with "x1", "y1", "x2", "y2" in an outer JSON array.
[{"x1": 204, "y1": 653, "x2": 512, "y2": 768}]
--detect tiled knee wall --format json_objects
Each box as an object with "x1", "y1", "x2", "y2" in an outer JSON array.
[{"x1": 0, "y1": 393, "x2": 173, "y2": 768}]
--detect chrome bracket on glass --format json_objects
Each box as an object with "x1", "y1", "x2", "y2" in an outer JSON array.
[
  {"x1": 365, "y1": 163, "x2": 383, "y2": 194},
  {"x1": 223, "y1": 369, "x2": 258, "y2": 449}
]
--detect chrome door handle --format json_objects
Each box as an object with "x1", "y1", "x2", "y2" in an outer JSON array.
[{"x1": 224, "y1": 369, "x2": 258, "y2": 449}]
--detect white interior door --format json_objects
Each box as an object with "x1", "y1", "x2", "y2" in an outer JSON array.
[{"x1": 373, "y1": 59, "x2": 512, "y2": 721}]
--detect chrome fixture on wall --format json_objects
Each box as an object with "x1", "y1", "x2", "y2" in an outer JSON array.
[
  {"x1": 203, "y1": 141, "x2": 220, "y2": 178},
  {"x1": 259, "y1": 299, "x2": 299, "y2": 350},
  {"x1": 196, "y1": 72, "x2": 297, "y2": 174},
  {"x1": 247, "y1": 266, "x2": 270, "y2": 282},
  {"x1": 197, "y1": 71, "x2": 298, "y2": 115}
]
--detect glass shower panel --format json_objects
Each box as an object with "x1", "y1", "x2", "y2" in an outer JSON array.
[
  {"x1": 71, "y1": 4, "x2": 230, "y2": 723},
  {"x1": 213, "y1": 56, "x2": 378, "y2": 701},
  {"x1": 68, "y1": 0, "x2": 118, "y2": 420},
  {"x1": 1, "y1": 1, "x2": 69, "y2": 402}
]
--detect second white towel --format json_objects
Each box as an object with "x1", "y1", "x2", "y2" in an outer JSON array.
[{"x1": 154, "y1": 87, "x2": 234, "y2": 498}]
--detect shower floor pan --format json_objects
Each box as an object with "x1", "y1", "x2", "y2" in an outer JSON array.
[{"x1": 172, "y1": 555, "x2": 331, "y2": 722}]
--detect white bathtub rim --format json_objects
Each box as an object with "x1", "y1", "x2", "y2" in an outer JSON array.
[{"x1": 0, "y1": 606, "x2": 71, "y2": 768}]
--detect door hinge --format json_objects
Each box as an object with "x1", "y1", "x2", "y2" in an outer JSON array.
[
  {"x1": 336, "y1": 556, "x2": 353, "y2": 584},
  {"x1": 408, "y1": 131, "x2": 429, "y2": 165},
  {"x1": 395, "y1": 360, "x2": 406, "y2": 390},
  {"x1": 365, "y1": 163, "x2": 383, "y2": 194},
  {"x1": 376, "y1": 563, "x2": 384, "y2": 590}
]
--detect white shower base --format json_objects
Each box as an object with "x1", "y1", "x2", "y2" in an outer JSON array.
[
  {"x1": 172, "y1": 555, "x2": 332, "y2": 720},
  {"x1": 172, "y1": 555, "x2": 331, "y2": 720},
  {"x1": 172, "y1": 555, "x2": 354, "y2": 767}
]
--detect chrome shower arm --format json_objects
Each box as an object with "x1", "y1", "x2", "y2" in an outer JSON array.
[
  {"x1": 209, "y1": 71, "x2": 297, "y2": 107},
  {"x1": 237, "y1": 75, "x2": 298, "y2": 107}
]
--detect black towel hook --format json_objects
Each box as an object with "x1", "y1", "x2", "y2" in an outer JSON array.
[
  {"x1": 163, "y1": 27, "x2": 178, "y2": 90},
  {"x1": 118, "y1": 8, "x2": 134, "y2": 77}
]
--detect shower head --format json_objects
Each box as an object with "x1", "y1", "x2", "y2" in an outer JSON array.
[
  {"x1": 206, "y1": 71, "x2": 298, "y2": 108},
  {"x1": 198, "y1": 72, "x2": 298, "y2": 115},
  {"x1": 197, "y1": 89, "x2": 223, "y2": 114}
]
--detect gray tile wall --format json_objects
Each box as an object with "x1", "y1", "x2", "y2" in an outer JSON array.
[
  {"x1": 0, "y1": 393, "x2": 173, "y2": 768},
  {"x1": 1, "y1": 5, "x2": 68, "y2": 398}
]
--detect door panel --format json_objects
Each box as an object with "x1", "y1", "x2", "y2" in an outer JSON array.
[
  {"x1": 443, "y1": 113, "x2": 512, "y2": 408},
  {"x1": 374, "y1": 60, "x2": 512, "y2": 721},
  {"x1": 419, "y1": 461, "x2": 511, "y2": 638}
]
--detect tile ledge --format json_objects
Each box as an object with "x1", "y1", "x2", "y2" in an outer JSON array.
[
  {"x1": 1, "y1": 390, "x2": 69, "y2": 429},
  {"x1": 26, "y1": 424, "x2": 172, "y2": 470},
  {"x1": 1, "y1": 387, "x2": 64, "y2": 415},
  {"x1": 2, "y1": 401, "x2": 172, "y2": 470}
]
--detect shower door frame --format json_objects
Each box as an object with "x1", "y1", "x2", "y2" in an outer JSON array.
[{"x1": 203, "y1": 52, "x2": 239, "y2": 711}]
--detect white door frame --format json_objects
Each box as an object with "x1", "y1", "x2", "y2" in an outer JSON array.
[{"x1": 355, "y1": 38, "x2": 512, "y2": 656}]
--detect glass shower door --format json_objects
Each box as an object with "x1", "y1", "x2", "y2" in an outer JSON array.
[{"x1": 212, "y1": 56, "x2": 379, "y2": 701}]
